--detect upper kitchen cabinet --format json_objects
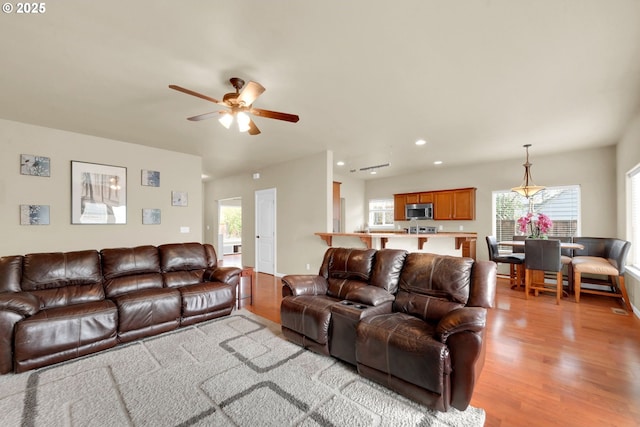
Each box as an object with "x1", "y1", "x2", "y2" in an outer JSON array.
[
  {"x1": 433, "y1": 188, "x2": 476, "y2": 220},
  {"x1": 394, "y1": 193, "x2": 408, "y2": 221},
  {"x1": 394, "y1": 192, "x2": 428, "y2": 220}
]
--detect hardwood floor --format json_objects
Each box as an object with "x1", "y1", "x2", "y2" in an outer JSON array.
[{"x1": 237, "y1": 265, "x2": 640, "y2": 426}]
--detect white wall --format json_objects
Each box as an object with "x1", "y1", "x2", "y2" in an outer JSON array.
[
  {"x1": 204, "y1": 150, "x2": 332, "y2": 275},
  {"x1": 616, "y1": 110, "x2": 640, "y2": 311},
  {"x1": 334, "y1": 172, "x2": 366, "y2": 234},
  {"x1": 0, "y1": 119, "x2": 203, "y2": 256}
]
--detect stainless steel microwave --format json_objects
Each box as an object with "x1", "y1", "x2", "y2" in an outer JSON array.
[{"x1": 405, "y1": 203, "x2": 433, "y2": 220}]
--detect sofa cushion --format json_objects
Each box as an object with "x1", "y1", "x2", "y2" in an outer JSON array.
[
  {"x1": 158, "y1": 243, "x2": 209, "y2": 272},
  {"x1": 394, "y1": 253, "x2": 472, "y2": 322},
  {"x1": 20, "y1": 250, "x2": 104, "y2": 308},
  {"x1": 0, "y1": 256, "x2": 23, "y2": 293},
  {"x1": 101, "y1": 245, "x2": 160, "y2": 279},
  {"x1": 103, "y1": 273, "x2": 164, "y2": 299},
  {"x1": 163, "y1": 270, "x2": 205, "y2": 288},
  {"x1": 179, "y1": 282, "x2": 235, "y2": 317},
  {"x1": 327, "y1": 279, "x2": 368, "y2": 300},
  {"x1": 14, "y1": 300, "x2": 117, "y2": 363},
  {"x1": 327, "y1": 248, "x2": 376, "y2": 281},
  {"x1": 111, "y1": 287, "x2": 181, "y2": 338},
  {"x1": 369, "y1": 249, "x2": 407, "y2": 293},
  {"x1": 357, "y1": 313, "x2": 450, "y2": 394},
  {"x1": 280, "y1": 295, "x2": 338, "y2": 344},
  {"x1": 22, "y1": 251, "x2": 102, "y2": 291}
]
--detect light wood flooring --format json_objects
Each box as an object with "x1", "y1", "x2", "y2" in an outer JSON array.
[{"x1": 225, "y1": 257, "x2": 640, "y2": 426}]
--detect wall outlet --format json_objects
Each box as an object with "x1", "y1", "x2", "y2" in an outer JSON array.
[
  {"x1": 180, "y1": 226, "x2": 190, "y2": 233},
  {"x1": 459, "y1": 225, "x2": 464, "y2": 231},
  {"x1": 306, "y1": 263, "x2": 311, "y2": 270},
  {"x1": 439, "y1": 225, "x2": 444, "y2": 231}
]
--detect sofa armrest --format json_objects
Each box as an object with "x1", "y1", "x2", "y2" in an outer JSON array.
[
  {"x1": 435, "y1": 307, "x2": 486, "y2": 343},
  {"x1": 281, "y1": 275, "x2": 328, "y2": 297},
  {"x1": 345, "y1": 286, "x2": 394, "y2": 306},
  {"x1": 204, "y1": 266, "x2": 241, "y2": 286},
  {"x1": 0, "y1": 292, "x2": 40, "y2": 316}
]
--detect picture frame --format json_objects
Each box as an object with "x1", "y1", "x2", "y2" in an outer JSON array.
[
  {"x1": 141, "y1": 169, "x2": 160, "y2": 187},
  {"x1": 20, "y1": 205, "x2": 50, "y2": 225},
  {"x1": 20, "y1": 154, "x2": 50, "y2": 177},
  {"x1": 142, "y1": 208, "x2": 161, "y2": 225},
  {"x1": 171, "y1": 191, "x2": 188, "y2": 207},
  {"x1": 71, "y1": 161, "x2": 127, "y2": 224}
]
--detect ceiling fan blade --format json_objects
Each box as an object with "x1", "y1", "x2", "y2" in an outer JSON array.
[
  {"x1": 187, "y1": 111, "x2": 223, "y2": 121},
  {"x1": 168, "y1": 85, "x2": 224, "y2": 105},
  {"x1": 248, "y1": 118, "x2": 261, "y2": 135},
  {"x1": 237, "y1": 81, "x2": 265, "y2": 106},
  {"x1": 250, "y1": 108, "x2": 300, "y2": 123}
]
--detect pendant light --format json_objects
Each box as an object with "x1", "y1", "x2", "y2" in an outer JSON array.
[{"x1": 511, "y1": 144, "x2": 545, "y2": 198}]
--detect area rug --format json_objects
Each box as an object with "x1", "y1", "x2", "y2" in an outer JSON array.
[{"x1": 0, "y1": 310, "x2": 485, "y2": 427}]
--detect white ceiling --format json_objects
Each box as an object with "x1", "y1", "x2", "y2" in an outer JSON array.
[{"x1": 1, "y1": 0, "x2": 639, "y2": 180}]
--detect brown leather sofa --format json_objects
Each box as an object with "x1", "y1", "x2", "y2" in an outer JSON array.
[
  {"x1": 280, "y1": 247, "x2": 497, "y2": 412},
  {"x1": 0, "y1": 242, "x2": 240, "y2": 374}
]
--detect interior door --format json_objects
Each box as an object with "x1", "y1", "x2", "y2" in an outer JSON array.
[{"x1": 255, "y1": 188, "x2": 276, "y2": 275}]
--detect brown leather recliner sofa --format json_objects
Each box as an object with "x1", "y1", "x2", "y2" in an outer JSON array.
[
  {"x1": 280, "y1": 247, "x2": 497, "y2": 412},
  {"x1": 0, "y1": 242, "x2": 240, "y2": 375}
]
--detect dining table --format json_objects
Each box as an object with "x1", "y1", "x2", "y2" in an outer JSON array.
[
  {"x1": 498, "y1": 239, "x2": 584, "y2": 293},
  {"x1": 498, "y1": 240, "x2": 584, "y2": 250}
]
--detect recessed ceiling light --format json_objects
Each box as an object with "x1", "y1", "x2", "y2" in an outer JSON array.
[
  {"x1": 370, "y1": 171, "x2": 377, "y2": 175},
  {"x1": 434, "y1": 160, "x2": 443, "y2": 165},
  {"x1": 336, "y1": 161, "x2": 345, "y2": 166},
  {"x1": 415, "y1": 139, "x2": 427, "y2": 146}
]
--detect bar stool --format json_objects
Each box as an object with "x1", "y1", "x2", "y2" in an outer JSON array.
[{"x1": 524, "y1": 239, "x2": 563, "y2": 304}]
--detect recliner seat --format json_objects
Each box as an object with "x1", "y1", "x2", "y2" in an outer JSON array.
[{"x1": 280, "y1": 247, "x2": 497, "y2": 412}]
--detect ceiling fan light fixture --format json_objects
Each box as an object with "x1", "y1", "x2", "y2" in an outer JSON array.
[
  {"x1": 218, "y1": 112, "x2": 233, "y2": 129},
  {"x1": 237, "y1": 112, "x2": 251, "y2": 132}
]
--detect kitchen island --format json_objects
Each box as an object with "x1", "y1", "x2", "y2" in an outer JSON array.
[{"x1": 314, "y1": 232, "x2": 478, "y2": 260}]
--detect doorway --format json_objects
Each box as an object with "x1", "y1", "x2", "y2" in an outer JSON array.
[
  {"x1": 255, "y1": 188, "x2": 276, "y2": 275},
  {"x1": 218, "y1": 198, "x2": 242, "y2": 267}
]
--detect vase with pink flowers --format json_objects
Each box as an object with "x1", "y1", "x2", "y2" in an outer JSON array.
[{"x1": 517, "y1": 212, "x2": 553, "y2": 239}]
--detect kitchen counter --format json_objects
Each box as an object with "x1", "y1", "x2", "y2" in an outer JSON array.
[{"x1": 314, "y1": 232, "x2": 478, "y2": 259}]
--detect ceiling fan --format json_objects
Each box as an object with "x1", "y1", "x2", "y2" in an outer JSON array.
[{"x1": 169, "y1": 77, "x2": 299, "y2": 135}]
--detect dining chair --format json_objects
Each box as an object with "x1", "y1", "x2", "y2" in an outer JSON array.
[
  {"x1": 550, "y1": 236, "x2": 574, "y2": 290},
  {"x1": 524, "y1": 239, "x2": 563, "y2": 304},
  {"x1": 486, "y1": 236, "x2": 525, "y2": 288}
]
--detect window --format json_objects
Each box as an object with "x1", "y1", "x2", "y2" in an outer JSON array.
[
  {"x1": 493, "y1": 185, "x2": 581, "y2": 243},
  {"x1": 629, "y1": 165, "x2": 640, "y2": 268},
  {"x1": 368, "y1": 199, "x2": 394, "y2": 229}
]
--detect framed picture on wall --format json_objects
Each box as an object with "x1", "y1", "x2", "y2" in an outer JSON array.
[
  {"x1": 20, "y1": 205, "x2": 50, "y2": 225},
  {"x1": 142, "y1": 208, "x2": 161, "y2": 225},
  {"x1": 171, "y1": 191, "x2": 188, "y2": 207},
  {"x1": 141, "y1": 169, "x2": 160, "y2": 187},
  {"x1": 20, "y1": 154, "x2": 50, "y2": 177},
  {"x1": 71, "y1": 161, "x2": 127, "y2": 224}
]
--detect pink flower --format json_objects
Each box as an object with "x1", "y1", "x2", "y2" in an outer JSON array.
[{"x1": 517, "y1": 212, "x2": 553, "y2": 238}]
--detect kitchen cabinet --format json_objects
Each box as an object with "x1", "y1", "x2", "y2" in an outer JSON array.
[
  {"x1": 395, "y1": 192, "x2": 433, "y2": 220},
  {"x1": 394, "y1": 194, "x2": 407, "y2": 221},
  {"x1": 333, "y1": 181, "x2": 341, "y2": 232},
  {"x1": 419, "y1": 193, "x2": 433, "y2": 203},
  {"x1": 433, "y1": 188, "x2": 476, "y2": 220},
  {"x1": 405, "y1": 193, "x2": 420, "y2": 204},
  {"x1": 394, "y1": 188, "x2": 475, "y2": 221}
]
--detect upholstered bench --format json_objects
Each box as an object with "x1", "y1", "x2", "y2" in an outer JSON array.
[{"x1": 571, "y1": 237, "x2": 631, "y2": 311}]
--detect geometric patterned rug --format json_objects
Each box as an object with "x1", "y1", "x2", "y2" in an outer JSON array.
[{"x1": 0, "y1": 310, "x2": 485, "y2": 426}]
